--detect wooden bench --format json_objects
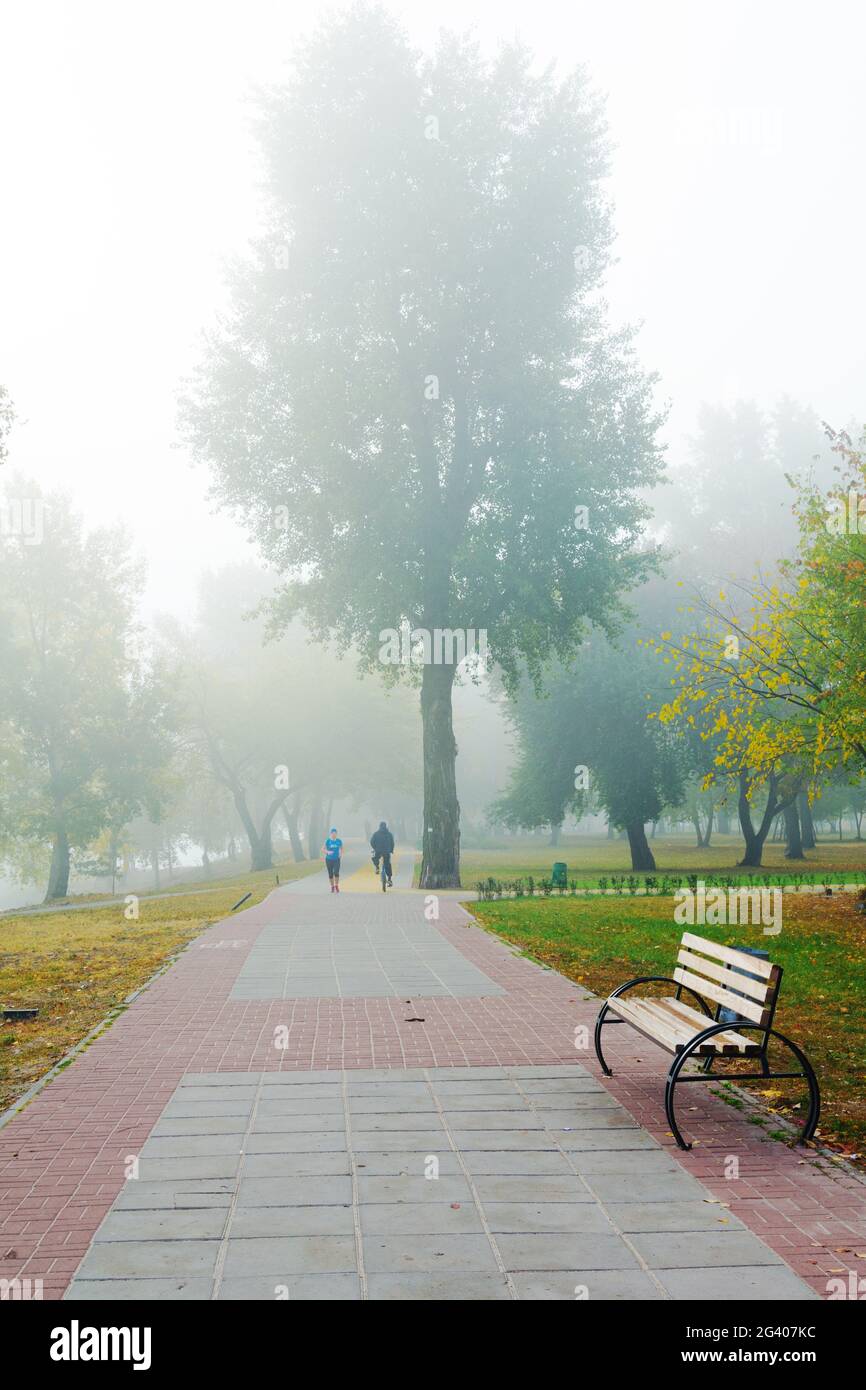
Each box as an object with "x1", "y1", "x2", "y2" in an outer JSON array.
[{"x1": 593, "y1": 932, "x2": 820, "y2": 1150}]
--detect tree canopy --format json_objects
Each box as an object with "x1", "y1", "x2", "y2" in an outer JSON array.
[{"x1": 180, "y1": 4, "x2": 663, "y2": 885}]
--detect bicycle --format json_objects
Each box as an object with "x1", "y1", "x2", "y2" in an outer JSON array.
[{"x1": 374, "y1": 853, "x2": 393, "y2": 892}]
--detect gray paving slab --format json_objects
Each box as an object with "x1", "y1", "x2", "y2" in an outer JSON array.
[
  {"x1": 77, "y1": 1239, "x2": 219, "y2": 1279},
  {"x1": 67, "y1": 1278, "x2": 215, "y2": 1300},
  {"x1": 497, "y1": 1233, "x2": 640, "y2": 1271},
  {"x1": 471, "y1": 1175, "x2": 596, "y2": 1204},
  {"x1": 230, "y1": 1206, "x2": 355, "y2": 1239},
  {"x1": 630, "y1": 1230, "x2": 784, "y2": 1268},
  {"x1": 161, "y1": 1101, "x2": 254, "y2": 1119},
  {"x1": 657, "y1": 1266, "x2": 819, "y2": 1300},
  {"x1": 236, "y1": 1176, "x2": 353, "y2": 1207},
  {"x1": 217, "y1": 1274, "x2": 362, "y2": 1300},
  {"x1": 241, "y1": 1152, "x2": 351, "y2": 1177},
  {"x1": 365, "y1": 1272, "x2": 512, "y2": 1300},
  {"x1": 606, "y1": 1200, "x2": 747, "y2": 1233},
  {"x1": 351, "y1": 1152, "x2": 463, "y2": 1176},
  {"x1": 358, "y1": 1203, "x2": 485, "y2": 1235},
  {"x1": 113, "y1": 1180, "x2": 236, "y2": 1210},
  {"x1": 94, "y1": 1210, "x2": 228, "y2": 1242},
  {"x1": 140, "y1": 1134, "x2": 245, "y2": 1158},
  {"x1": 461, "y1": 1151, "x2": 577, "y2": 1175},
  {"x1": 65, "y1": 1065, "x2": 816, "y2": 1302},
  {"x1": 584, "y1": 1171, "x2": 711, "y2": 1203},
  {"x1": 231, "y1": 921, "x2": 504, "y2": 1000},
  {"x1": 482, "y1": 1202, "x2": 612, "y2": 1234},
  {"x1": 362, "y1": 1234, "x2": 499, "y2": 1274},
  {"x1": 513, "y1": 1270, "x2": 665, "y2": 1300},
  {"x1": 221, "y1": 1235, "x2": 356, "y2": 1276},
  {"x1": 153, "y1": 1116, "x2": 251, "y2": 1137},
  {"x1": 565, "y1": 1150, "x2": 682, "y2": 1176},
  {"x1": 352, "y1": 1130, "x2": 449, "y2": 1152},
  {"x1": 250, "y1": 1113, "x2": 347, "y2": 1134},
  {"x1": 446, "y1": 1129, "x2": 559, "y2": 1151}
]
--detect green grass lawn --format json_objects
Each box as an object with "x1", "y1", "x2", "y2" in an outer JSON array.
[
  {"x1": 471, "y1": 891, "x2": 866, "y2": 1161},
  {"x1": 455, "y1": 833, "x2": 866, "y2": 888},
  {"x1": 0, "y1": 857, "x2": 319, "y2": 1112}
]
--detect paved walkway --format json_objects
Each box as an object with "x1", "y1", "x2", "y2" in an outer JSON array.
[{"x1": 1, "y1": 855, "x2": 864, "y2": 1301}]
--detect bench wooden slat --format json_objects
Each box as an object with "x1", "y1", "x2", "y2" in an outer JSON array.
[
  {"x1": 673, "y1": 966, "x2": 771, "y2": 1025},
  {"x1": 607, "y1": 998, "x2": 684, "y2": 1053},
  {"x1": 608, "y1": 995, "x2": 761, "y2": 1055},
  {"x1": 680, "y1": 932, "x2": 775, "y2": 979},
  {"x1": 676, "y1": 948, "x2": 776, "y2": 1004},
  {"x1": 634, "y1": 997, "x2": 757, "y2": 1054},
  {"x1": 650, "y1": 997, "x2": 755, "y2": 1052}
]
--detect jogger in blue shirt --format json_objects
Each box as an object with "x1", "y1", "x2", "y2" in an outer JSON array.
[{"x1": 323, "y1": 829, "x2": 343, "y2": 893}]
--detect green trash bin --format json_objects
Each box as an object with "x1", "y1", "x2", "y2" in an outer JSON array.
[{"x1": 551, "y1": 861, "x2": 568, "y2": 888}]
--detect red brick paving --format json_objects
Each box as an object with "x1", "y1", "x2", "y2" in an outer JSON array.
[{"x1": 0, "y1": 886, "x2": 864, "y2": 1300}]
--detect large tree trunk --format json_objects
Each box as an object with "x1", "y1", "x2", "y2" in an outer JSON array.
[
  {"x1": 548, "y1": 822, "x2": 561, "y2": 847},
  {"x1": 737, "y1": 773, "x2": 766, "y2": 867},
  {"x1": 282, "y1": 803, "x2": 305, "y2": 862},
  {"x1": 250, "y1": 824, "x2": 273, "y2": 872},
  {"x1": 626, "y1": 821, "x2": 656, "y2": 871},
  {"x1": 737, "y1": 771, "x2": 796, "y2": 867},
  {"x1": 44, "y1": 827, "x2": 71, "y2": 901},
  {"x1": 419, "y1": 662, "x2": 460, "y2": 888},
  {"x1": 699, "y1": 804, "x2": 714, "y2": 848},
  {"x1": 307, "y1": 796, "x2": 323, "y2": 861},
  {"x1": 230, "y1": 785, "x2": 283, "y2": 872},
  {"x1": 108, "y1": 828, "x2": 120, "y2": 895},
  {"x1": 798, "y1": 792, "x2": 816, "y2": 848},
  {"x1": 784, "y1": 802, "x2": 804, "y2": 859}
]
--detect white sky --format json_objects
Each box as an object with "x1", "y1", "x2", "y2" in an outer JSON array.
[{"x1": 1, "y1": 0, "x2": 864, "y2": 617}]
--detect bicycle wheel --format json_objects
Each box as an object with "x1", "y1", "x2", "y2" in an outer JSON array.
[{"x1": 381, "y1": 864, "x2": 387, "y2": 892}]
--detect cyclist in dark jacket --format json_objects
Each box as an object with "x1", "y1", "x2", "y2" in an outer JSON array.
[{"x1": 370, "y1": 821, "x2": 395, "y2": 886}]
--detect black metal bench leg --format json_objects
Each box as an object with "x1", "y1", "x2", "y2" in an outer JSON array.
[
  {"x1": 594, "y1": 1003, "x2": 613, "y2": 1077},
  {"x1": 775, "y1": 1030, "x2": 821, "y2": 1143},
  {"x1": 664, "y1": 1061, "x2": 692, "y2": 1150},
  {"x1": 665, "y1": 1024, "x2": 821, "y2": 1151}
]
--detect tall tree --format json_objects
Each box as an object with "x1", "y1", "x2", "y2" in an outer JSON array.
[
  {"x1": 493, "y1": 624, "x2": 685, "y2": 871},
  {"x1": 180, "y1": 6, "x2": 662, "y2": 886},
  {"x1": 0, "y1": 479, "x2": 162, "y2": 898}
]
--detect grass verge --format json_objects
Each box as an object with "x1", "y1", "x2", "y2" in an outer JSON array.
[
  {"x1": 0, "y1": 859, "x2": 318, "y2": 1111},
  {"x1": 456, "y1": 834, "x2": 866, "y2": 888}
]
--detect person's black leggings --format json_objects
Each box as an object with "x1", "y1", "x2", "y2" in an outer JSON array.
[
  {"x1": 374, "y1": 852, "x2": 392, "y2": 881},
  {"x1": 326, "y1": 858, "x2": 341, "y2": 880}
]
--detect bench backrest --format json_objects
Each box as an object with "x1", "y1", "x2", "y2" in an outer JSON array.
[{"x1": 674, "y1": 932, "x2": 781, "y2": 1027}]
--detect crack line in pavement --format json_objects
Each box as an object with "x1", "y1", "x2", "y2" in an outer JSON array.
[
  {"x1": 210, "y1": 1073, "x2": 269, "y2": 1301},
  {"x1": 422, "y1": 1069, "x2": 519, "y2": 1300},
  {"x1": 341, "y1": 1071, "x2": 369, "y2": 1300},
  {"x1": 508, "y1": 1072, "x2": 671, "y2": 1300}
]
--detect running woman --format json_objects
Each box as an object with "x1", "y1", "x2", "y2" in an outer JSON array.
[{"x1": 323, "y1": 827, "x2": 343, "y2": 892}]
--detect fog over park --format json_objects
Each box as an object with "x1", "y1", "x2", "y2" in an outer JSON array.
[
  {"x1": 4, "y1": 1, "x2": 866, "y2": 1329},
  {"x1": 1, "y1": 0, "x2": 865, "y2": 906}
]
